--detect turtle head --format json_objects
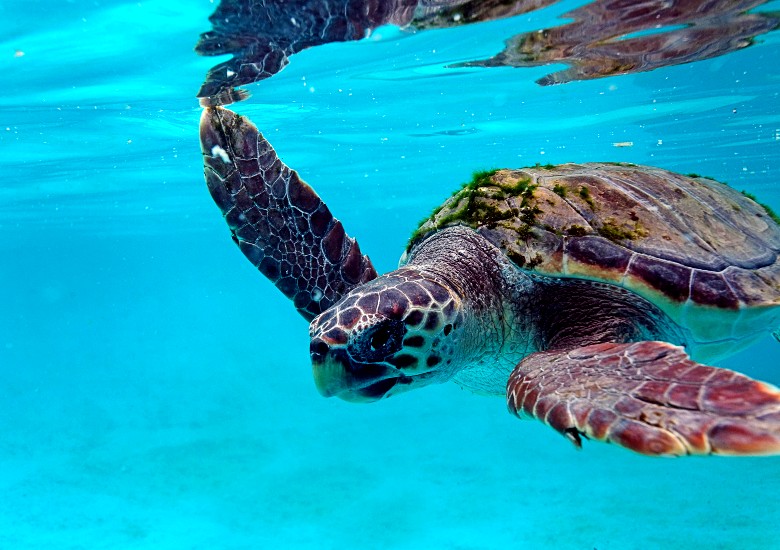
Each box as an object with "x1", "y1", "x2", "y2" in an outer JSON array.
[{"x1": 308, "y1": 270, "x2": 465, "y2": 402}]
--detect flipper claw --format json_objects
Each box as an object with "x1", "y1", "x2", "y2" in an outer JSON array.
[{"x1": 563, "y1": 428, "x2": 584, "y2": 449}]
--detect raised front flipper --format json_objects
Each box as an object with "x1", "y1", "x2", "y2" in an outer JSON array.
[
  {"x1": 200, "y1": 106, "x2": 377, "y2": 320},
  {"x1": 507, "y1": 341, "x2": 780, "y2": 456}
]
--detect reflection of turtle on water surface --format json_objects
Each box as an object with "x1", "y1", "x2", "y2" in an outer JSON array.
[
  {"x1": 195, "y1": 0, "x2": 545, "y2": 99},
  {"x1": 458, "y1": 0, "x2": 780, "y2": 85},
  {"x1": 196, "y1": 0, "x2": 780, "y2": 98},
  {"x1": 200, "y1": 106, "x2": 780, "y2": 456}
]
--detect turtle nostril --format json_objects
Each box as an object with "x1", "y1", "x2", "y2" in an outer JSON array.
[{"x1": 310, "y1": 339, "x2": 330, "y2": 363}]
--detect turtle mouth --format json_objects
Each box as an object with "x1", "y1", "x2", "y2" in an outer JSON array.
[
  {"x1": 357, "y1": 377, "x2": 400, "y2": 400},
  {"x1": 312, "y1": 350, "x2": 419, "y2": 402},
  {"x1": 334, "y1": 373, "x2": 419, "y2": 402}
]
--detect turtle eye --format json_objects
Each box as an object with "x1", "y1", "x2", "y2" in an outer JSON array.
[
  {"x1": 351, "y1": 320, "x2": 405, "y2": 362},
  {"x1": 371, "y1": 326, "x2": 391, "y2": 350}
]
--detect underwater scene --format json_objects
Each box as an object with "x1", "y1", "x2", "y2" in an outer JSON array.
[{"x1": 2, "y1": 0, "x2": 780, "y2": 547}]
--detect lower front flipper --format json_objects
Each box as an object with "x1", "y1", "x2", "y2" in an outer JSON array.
[{"x1": 507, "y1": 341, "x2": 780, "y2": 456}]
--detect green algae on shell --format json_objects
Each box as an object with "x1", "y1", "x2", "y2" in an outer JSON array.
[{"x1": 741, "y1": 190, "x2": 780, "y2": 225}]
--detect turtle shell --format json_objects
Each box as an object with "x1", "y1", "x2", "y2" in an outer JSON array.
[{"x1": 408, "y1": 163, "x2": 780, "y2": 360}]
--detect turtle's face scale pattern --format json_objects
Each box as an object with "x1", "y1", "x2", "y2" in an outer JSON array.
[{"x1": 309, "y1": 268, "x2": 464, "y2": 402}]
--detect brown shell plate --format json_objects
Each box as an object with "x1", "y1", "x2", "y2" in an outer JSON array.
[{"x1": 410, "y1": 163, "x2": 780, "y2": 357}]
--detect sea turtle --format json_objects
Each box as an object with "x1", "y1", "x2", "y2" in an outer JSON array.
[{"x1": 200, "y1": 105, "x2": 780, "y2": 456}]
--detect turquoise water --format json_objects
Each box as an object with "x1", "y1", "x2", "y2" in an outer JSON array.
[{"x1": 2, "y1": 0, "x2": 780, "y2": 548}]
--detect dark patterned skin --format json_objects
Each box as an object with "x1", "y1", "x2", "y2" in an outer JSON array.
[
  {"x1": 308, "y1": 223, "x2": 544, "y2": 401},
  {"x1": 508, "y1": 341, "x2": 780, "y2": 455},
  {"x1": 200, "y1": 106, "x2": 377, "y2": 320},
  {"x1": 201, "y1": 105, "x2": 780, "y2": 456},
  {"x1": 309, "y1": 265, "x2": 466, "y2": 401}
]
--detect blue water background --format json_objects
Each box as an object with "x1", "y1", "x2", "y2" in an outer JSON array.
[{"x1": 2, "y1": 0, "x2": 780, "y2": 547}]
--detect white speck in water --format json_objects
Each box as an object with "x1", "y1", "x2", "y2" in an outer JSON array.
[
  {"x1": 226, "y1": 69, "x2": 235, "y2": 77},
  {"x1": 211, "y1": 145, "x2": 230, "y2": 163}
]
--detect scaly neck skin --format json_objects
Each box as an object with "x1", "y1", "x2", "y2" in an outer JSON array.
[
  {"x1": 404, "y1": 226, "x2": 537, "y2": 394},
  {"x1": 402, "y1": 227, "x2": 686, "y2": 396}
]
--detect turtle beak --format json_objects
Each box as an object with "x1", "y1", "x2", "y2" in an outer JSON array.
[{"x1": 310, "y1": 338, "x2": 401, "y2": 402}]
